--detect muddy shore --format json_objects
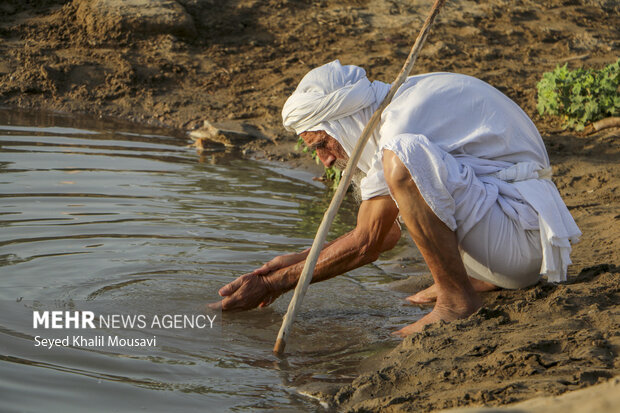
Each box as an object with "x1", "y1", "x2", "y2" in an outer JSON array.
[{"x1": 1, "y1": 0, "x2": 618, "y2": 411}]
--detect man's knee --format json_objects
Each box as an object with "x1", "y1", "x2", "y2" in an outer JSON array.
[{"x1": 382, "y1": 150, "x2": 413, "y2": 191}]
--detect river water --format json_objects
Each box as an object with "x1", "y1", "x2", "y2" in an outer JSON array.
[{"x1": 0, "y1": 109, "x2": 426, "y2": 412}]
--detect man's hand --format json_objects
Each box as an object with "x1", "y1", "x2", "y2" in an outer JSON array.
[
  {"x1": 207, "y1": 271, "x2": 283, "y2": 311},
  {"x1": 207, "y1": 253, "x2": 304, "y2": 311}
]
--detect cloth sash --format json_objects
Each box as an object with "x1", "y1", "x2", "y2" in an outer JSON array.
[{"x1": 481, "y1": 161, "x2": 581, "y2": 283}]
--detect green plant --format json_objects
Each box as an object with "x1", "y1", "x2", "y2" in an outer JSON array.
[
  {"x1": 296, "y1": 137, "x2": 342, "y2": 190},
  {"x1": 536, "y1": 58, "x2": 619, "y2": 130}
]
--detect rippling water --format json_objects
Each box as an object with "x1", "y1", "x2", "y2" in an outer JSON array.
[{"x1": 0, "y1": 109, "x2": 425, "y2": 412}]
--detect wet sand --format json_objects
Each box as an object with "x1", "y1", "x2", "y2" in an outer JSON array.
[{"x1": 1, "y1": 0, "x2": 618, "y2": 411}]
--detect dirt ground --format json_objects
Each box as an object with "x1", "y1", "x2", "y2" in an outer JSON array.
[{"x1": 0, "y1": 0, "x2": 618, "y2": 411}]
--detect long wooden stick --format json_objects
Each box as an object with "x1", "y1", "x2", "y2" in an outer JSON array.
[{"x1": 273, "y1": 0, "x2": 447, "y2": 355}]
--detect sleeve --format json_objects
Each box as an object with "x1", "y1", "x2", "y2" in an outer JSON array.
[{"x1": 359, "y1": 152, "x2": 391, "y2": 200}]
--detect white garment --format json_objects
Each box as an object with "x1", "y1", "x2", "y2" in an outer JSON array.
[
  {"x1": 460, "y1": 204, "x2": 542, "y2": 289},
  {"x1": 281, "y1": 61, "x2": 581, "y2": 282}
]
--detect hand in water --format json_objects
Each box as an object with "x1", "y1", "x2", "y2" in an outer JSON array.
[
  {"x1": 207, "y1": 271, "x2": 280, "y2": 311},
  {"x1": 207, "y1": 253, "x2": 303, "y2": 311}
]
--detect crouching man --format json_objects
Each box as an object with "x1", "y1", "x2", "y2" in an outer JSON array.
[{"x1": 209, "y1": 60, "x2": 580, "y2": 336}]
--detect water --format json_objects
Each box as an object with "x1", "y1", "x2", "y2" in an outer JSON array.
[{"x1": 0, "y1": 109, "x2": 426, "y2": 412}]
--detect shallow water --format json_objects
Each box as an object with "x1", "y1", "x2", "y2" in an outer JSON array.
[{"x1": 0, "y1": 109, "x2": 426, "y2": 412}]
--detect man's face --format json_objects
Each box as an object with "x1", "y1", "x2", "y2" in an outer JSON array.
[{"x1": 299, "y1": 130, "x2": 348, "y2": 168}]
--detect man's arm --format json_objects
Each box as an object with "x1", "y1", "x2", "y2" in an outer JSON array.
[
  {"x1": 271, "y1": 195, "x2": 400, "y2": 290},
  {"x1": 209, "y1": 195, "x2": 400, "y2": 311},
  {"x1": 248, "y1": 197, "x2": 400, "y2": 278}
]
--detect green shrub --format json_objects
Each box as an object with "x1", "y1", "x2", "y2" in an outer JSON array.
[
  {"x1": 536, "y1": 58, "x2": 619, "y2": 130},
  {"x1": 296, "y1": 137, "x2": 342, "y2": 190}
]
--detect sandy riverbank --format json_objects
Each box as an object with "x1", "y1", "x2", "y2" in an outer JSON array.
[{"x1": 0, "y1": 1, "x2": 618, "y2": 411}]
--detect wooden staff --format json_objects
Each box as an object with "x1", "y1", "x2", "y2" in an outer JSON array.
[{"x1": 273, "y1": 0, "x2": 447, "y2": 355}]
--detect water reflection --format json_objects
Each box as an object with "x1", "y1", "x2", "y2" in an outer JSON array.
[{"x1": 0, "y1": 109, "x2": 425, "y2": 412}]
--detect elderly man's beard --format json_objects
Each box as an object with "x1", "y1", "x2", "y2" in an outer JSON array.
[{"x1": 334, "y1": 158, "x2": 365, "y2": 203}]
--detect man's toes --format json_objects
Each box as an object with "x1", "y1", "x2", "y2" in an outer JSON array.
[
  {"x1": 393, "y1": 322, "x2": 422, "y2": 337},
  {"x1": 406, "y1": 292, "x2": 435, "y2": 304},
  {"x1": 391, "y1": 328, "x2": 408, "y2": 338}
]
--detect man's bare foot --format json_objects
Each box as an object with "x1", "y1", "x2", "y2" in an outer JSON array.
[
  {"x1": 406, "y1": 277, "x2": 499, "y2": 304},
  {"x1": 393, "y1": 295, "x2": 482, "y2": 337}
]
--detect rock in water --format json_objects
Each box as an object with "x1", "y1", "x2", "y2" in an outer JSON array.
[{"x1": 189, "y1": 120, "x2": 266, "y2": 148}]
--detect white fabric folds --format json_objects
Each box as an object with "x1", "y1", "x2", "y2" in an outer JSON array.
[
  {"x1": 282, "y1": 60, "x2": 374, "y2": 134},
  {"x1": 282, "y1": 60, "x2": 390, "y2": 173},
  {"x1": 512, "y1": 180, "x2": 581, "y2": 282}
]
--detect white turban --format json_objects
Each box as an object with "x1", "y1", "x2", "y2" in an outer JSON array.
[{"x1": 282, "y1": 60, "x2": 390, "y2": 173}]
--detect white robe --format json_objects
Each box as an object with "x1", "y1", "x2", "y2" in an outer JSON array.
[{"x1": 282, "y1": 61, "x2": 581, "y2": 283}]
